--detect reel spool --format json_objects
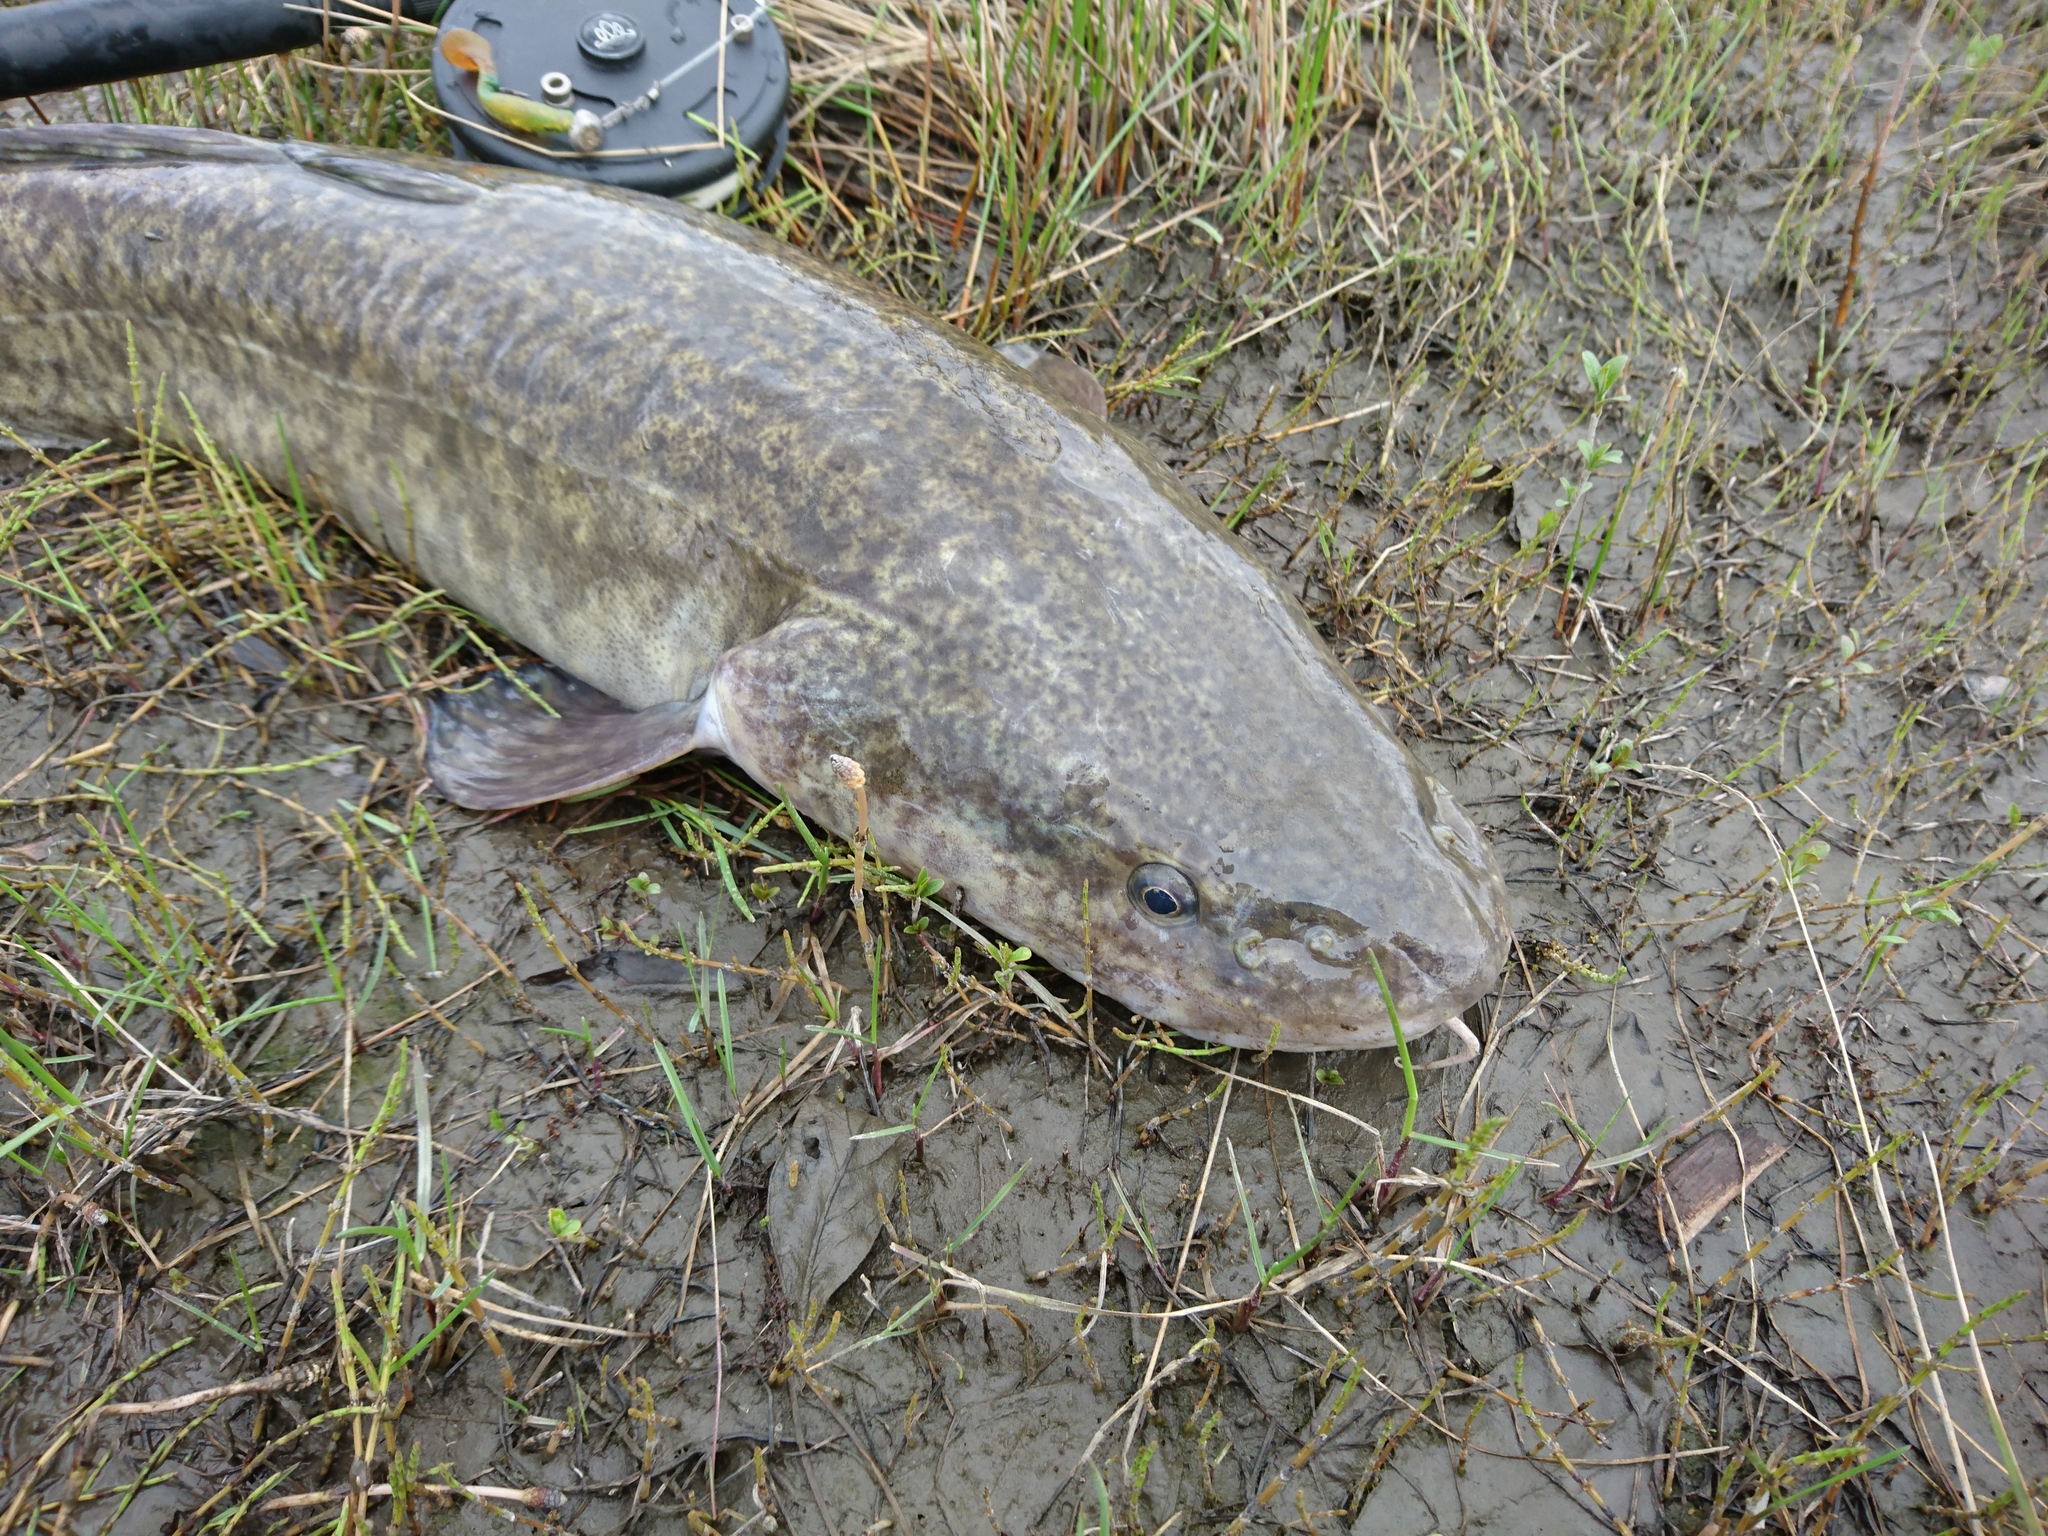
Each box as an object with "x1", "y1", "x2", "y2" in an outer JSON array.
[{"x1": 431, "y1": 0, "x2": 789, "y2": 207}]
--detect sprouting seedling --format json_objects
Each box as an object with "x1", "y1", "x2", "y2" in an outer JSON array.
[
  {"x1": 440, "y1": 29, "x2": 583, "y2": 141},
  {"x1": 652, "y1": 1036, "x2": 722, "y2": 1177},
  {"x1": 626, "y1": 871, "x2": 662, "y2": 900},
  {"x1": 1223, "y1": 1139, "x2": 1274, "y2": 1331},
  {"x1": 990, "y1": 940, "x2": 1033, "y2": 995},
  {"x1": 715, "y1": 966, "x2": 736, "y2": 1100},
  {"x1": 1581, "y1": 350, "x2": 1628, "y2": 407},
  {"x1": 1577, "y1": 437, "x2": 1626, "y2": 474},
  {"x1": 1963, "y1": 33, "x2": 2004, "y2": 71},
  {"x1": 945, "y1": 1159, "x2": 1030, "y2": 1261},
  {"x1": 1519, "y1": 486, "x2": 1572, "y2": 557},
  {"x1": 1831, "y1": 630, "x2": 1877, "y2": 679},
  {"x1": 1777, "y1": 830, "x2": 1829, "y2": 890},
  {"x1": 1902, "y1": 893, "x2": 1961, "y2": 924},
  {"x1": 1079, "y1": 1464, "x2": 1113, "y2": 1536},
  {"x1": 900, "y1": 867, "x2": 944, "y2": 933},
  {"x1": 1585, "y1": 734, "x2": 1641, "y2": 783},
  {"x1": 849, "y1": 1051, "x2": 951, "y2": 1149},
  {"x1": 1865, "y1": 891, "x2": 1964, "y2": 981},
  {"x1": 1526, "y1": 353, "x2": 1630, "y2": 570},
  {"x1": 538, "y1": 1014, "x2": 595, "y2": 1055}
]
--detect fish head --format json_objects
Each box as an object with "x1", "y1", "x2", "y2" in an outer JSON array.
[
  {"x1": 1003, "y1": 502, "x2": 1511, "y2": 1054},
  {"x1": 706, "y1": 366, "x2": 1511, "y2": 1054},
  {"x1": 736, "y1": 600, "x2": 1511, "y2": 1057},
  {"x1": 1077, "y1": 716, "x2": 1511, "y2": 1053},
  {"x1": 714, "y1": 586, "x2": 1508, "y2": 1055}
]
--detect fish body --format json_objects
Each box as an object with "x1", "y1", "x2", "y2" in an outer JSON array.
[{"x1": 0, "y1": 124, "x2": 1510, "y2": 1052}]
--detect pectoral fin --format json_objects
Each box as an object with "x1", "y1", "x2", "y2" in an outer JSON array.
[
  {"x1": 425, "y1": 662, "x2": 704, "y2": 810},
  {"x1": 997, "y1": 341, "x2": 1108, "y2": 420}
]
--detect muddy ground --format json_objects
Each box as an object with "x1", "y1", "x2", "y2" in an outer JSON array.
[{"x1": 2, "y1": 2, "x2": 2046, "y2": 1534}]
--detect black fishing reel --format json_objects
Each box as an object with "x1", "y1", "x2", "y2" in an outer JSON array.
[
  {"x1": 431, "y1": 0, "x2": 789, "y2": 204},
  {"x1": 0, "y1": 0, "x2": 789, "y2": 207}
]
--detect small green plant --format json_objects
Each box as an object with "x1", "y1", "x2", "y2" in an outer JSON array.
[
  {"x1": 1817, "y1": 630, "x2": 1880, "y2": 699},
  {"x1": 1582, "y1": 348, "x2": 1628, "y2": 406},
  {"x1": 1777, "y1": 829, "x2": 1830, "y2": 892},
  {"x1": 547, "y1": 1207, "x2": 582, "y2": 1241},
  {"x1": 1522, "y1": 352, "x2": 1630, "y2": 560},
  {"x1": 991, "y1": 940, "x2": 1033, "y2": 994},
  {"x1": 1577, "y1": 435, "x2": 1626, "y2": 474},
  {"x1": 1585, "y1": 733, "x2": 1642, "y2": 784},
  {"x1": 1864, "y1": 891, "x2": 1964, "y2": 981},
  {"x1": 1962, "y1": 32, "x2": 2004, "y2": 73},
  {"x1": 538, "y1": 1015, "x2": 595, "y2": 1054},
  {"x1": 1531, "y1": 354, "x2": 1638, "y2": 581},
  {"x1": 1077, "y1": 1463, "x2": 1112, "y2": 1536},
  {"x1": 653, "y1": 1036, "x2": 722, "y2": 1177},
  {"x1": 626, "y1": 870, "x2": 663, "y2": 900},
  {"x1": 946, "y1": 1160, "x2": 1030, "y2": 1261}
]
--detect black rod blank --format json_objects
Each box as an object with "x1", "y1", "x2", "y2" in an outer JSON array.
[{"x1": 0, "y1": 0, "x2": 435, "y2": 102}]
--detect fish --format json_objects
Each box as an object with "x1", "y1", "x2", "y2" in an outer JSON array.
[{"x1": 0, "y1": 123, "x2": 1511, "y2": 1054}]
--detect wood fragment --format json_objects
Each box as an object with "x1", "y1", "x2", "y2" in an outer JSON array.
[{"x1": 1635, "y1": 1126, "x2": 1787, "y2": 1250}]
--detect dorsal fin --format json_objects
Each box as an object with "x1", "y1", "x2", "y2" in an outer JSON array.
[
  {"x1": 283, "y1": 142, "x2": 481, "y2": 204},
  {"x1": 0, "y1": 123, "x2": 280, "y2": 172},
  {"x1": 0, "y1": 125, "x2": 482, "y2": 206}
]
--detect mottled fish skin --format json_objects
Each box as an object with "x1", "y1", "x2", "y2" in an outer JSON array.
[{"x1": 0, "y1": 124, "x2": 1511, "y2": 1052}]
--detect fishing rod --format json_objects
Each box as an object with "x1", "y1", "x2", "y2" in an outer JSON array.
[{"x1": 0, "y1": 0, "x2": 442, "y2": 101}]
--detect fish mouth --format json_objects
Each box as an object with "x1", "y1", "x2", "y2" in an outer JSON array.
[
  {"x1": 1185, "y1": 996, "x2": 1453, "y2": 1055},
  {"x1": 1091, "y1": 894, "x2": 1502, "y2": 1053}
]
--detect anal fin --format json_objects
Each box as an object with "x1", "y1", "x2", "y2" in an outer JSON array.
[{"x1": 425, "y1": 662, "x2": 704, "y2": 810}]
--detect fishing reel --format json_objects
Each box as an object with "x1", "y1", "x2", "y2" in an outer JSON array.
[
  {"x1": 0, "y1": 0, "x2": 790, "y2": 207},
  {"x1": 432, "y1": 0, "x2": 789, "y2": 205}
]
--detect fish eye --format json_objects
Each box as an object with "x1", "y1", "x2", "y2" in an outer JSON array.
[{"x1": 1128, "y1": 863, "x2": 1197, "y2": 925}]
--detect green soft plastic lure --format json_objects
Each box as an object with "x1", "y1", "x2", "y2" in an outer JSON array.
[{"x1": 439, "y1": 28, "x2": 578, "y2": 139}]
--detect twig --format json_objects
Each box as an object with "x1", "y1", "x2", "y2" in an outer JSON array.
[
  {"x1": 100, "y1": 1361, "x2": 327, "y2": 1416},
  {"x1": 1657, "y1": 764, "x2": 1984, "y2": 1508},
  {"x1": 1089, "y1": 1056, "x2": 1228, "y2": 1482},
  {"x1": 258, "y1": 1482, "x2": 565, "y2": 1513},
  {"x1": 1830, "y1": 0, "x2": 1936, "y2": 334},
  {"x1": 706, "y1": 1163, "x2": 726, "y2": 1518},
  {"x1": 1924, "y1": 1135, "x2": 2045, "y2": 1536}
]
